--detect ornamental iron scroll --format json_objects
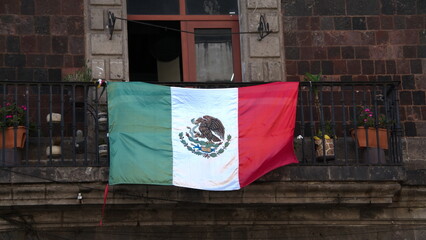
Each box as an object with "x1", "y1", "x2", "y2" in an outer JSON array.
[
  {"x1": 107, "y1": 11, "x2": 116, "y2": 40},
  {"x1": 257, "y1": 14, "x2": 272, "y2": 41}
]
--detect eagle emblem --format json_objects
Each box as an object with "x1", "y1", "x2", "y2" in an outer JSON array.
[{"x1": 179, "y1": 115, "x2": 231, "y2": 158}]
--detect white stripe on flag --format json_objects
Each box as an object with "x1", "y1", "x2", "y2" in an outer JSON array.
[{"x1": 171, "y1": 87, "x2": 240, "y2": 190}]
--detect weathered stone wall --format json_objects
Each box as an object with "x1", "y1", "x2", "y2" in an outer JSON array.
[
  {"x1": 0, "y1": 173, "x2": 424, "y2": 240},
  {"x1": 0, "y1": 165, "x2": 421, "y2": 240},
  {"x1": 87, "y1": 0, "x2": 127, "y2": 81},
  {"x1": 282, "y1": 0, "x2": 426, "y2": 137},
  {"x1": 239, "y1": 0, "x2": 286, "y2": 82},
  {"x1": 0, "y1": 0, "x2": 85, "y2": 81},
  {"x1": 1, "y1": 204, "x2": 426, "y2": 240},
  {"x1": 87, "y1": 0, "x2": 285, "y2": 83}
]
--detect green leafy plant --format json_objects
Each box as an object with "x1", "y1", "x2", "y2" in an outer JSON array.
[
  {"x1": 356, "y1": 106, "x2": 390, "y2": 128},
  {"x1": 304, "y1": 72, "x2": 323, "y2": 103},
  {"x1": 304, "y1": 72, "x2": 322, "y2": 92},
  {"x1": 314, "y1": 121, "x2": 336, "y2": 140},
  {"x1": 63, "y1": 65, "x2": 92, "y2": 82},
  {"x1": 304, "y1": 73, "x2": 331, "y2": 140},
  {"x1": 0, "y1": 103, "x2": 27, "y2": 128},
  {"x1": 304, "y1": 72, "x2": 322, "y2": 82}
]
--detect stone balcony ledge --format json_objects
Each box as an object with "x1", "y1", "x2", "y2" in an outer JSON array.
[
  {"x1": 0, "y1": 165, "x2": 406, "y2": 207},
  {"x1": 0, "y1": 181, "x2": 402, "y2": 207},
  {"x1": 0, "y1": 165, "x2": 406, "y2": 184}
]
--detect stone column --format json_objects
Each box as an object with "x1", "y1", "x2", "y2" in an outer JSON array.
[
  {"x1": 85, "y1": 0, "x2": 128, "y2": 82},
  {"x1": 239, "y1": 0, "x2": 285, "y2": 82}
]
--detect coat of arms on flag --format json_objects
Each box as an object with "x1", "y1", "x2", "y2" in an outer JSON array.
[{"x1": 179, "y1": 115, "x2": 232, "y2": 158}]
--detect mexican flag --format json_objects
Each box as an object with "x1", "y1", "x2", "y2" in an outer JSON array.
[{"x1": 108, "y1": 82, "x2": 299, "y2": 191}]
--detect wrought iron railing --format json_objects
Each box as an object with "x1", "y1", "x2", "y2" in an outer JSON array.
[
  {"x1": 0, "y1": 81, "x2": 108, "y2": 167},
  {"x1": 295, "y1": 81, "x2": 402, "y2": 165},
  {"x1": 0, "y1": 81, "x2": 402, "y2": 167}
]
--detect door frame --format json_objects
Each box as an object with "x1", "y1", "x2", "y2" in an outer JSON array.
[
  {"x1": 127, "y1": 2, "x2": 240, "y2": 82},
  {"x1": 181, "y1": 20, "x2": 242, "y2": 82}
]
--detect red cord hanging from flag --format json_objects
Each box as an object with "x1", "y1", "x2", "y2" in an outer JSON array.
[{"x1": 99, "y1": 184, "x2": 109, "y2": 226}]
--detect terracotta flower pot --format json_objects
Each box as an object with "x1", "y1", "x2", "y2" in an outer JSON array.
[
  {"x1": 0, "y1": 126, "x2": 27, "y2": 149},
  {"x1": 350, "y1": 127, "x2": 388, "y2": 150}
]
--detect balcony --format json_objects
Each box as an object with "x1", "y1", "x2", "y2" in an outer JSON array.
[
  {"x1": 0, "y1": 81, "x2": 402, "y2": 167},
  {"x1": 0, "y1": 80, "x2": 406, "y2": 207},
  {"x1": 0, "y1": 81, "x2": 107, "y2": 167}
]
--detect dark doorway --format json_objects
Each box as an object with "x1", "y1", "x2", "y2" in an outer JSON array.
[{"x1": 128, "y1": 21, "x2": 182, "y2": 82}]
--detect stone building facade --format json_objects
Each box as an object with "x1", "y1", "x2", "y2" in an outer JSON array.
[
  {"x1": 0, "y1": 0, "x2": 85, "y2": 81},
  {"x1": 283, "y1": 0, "x2": 426, "y2": 138},
  {"x1": 0, "y1": 0, "x2": 425, "y2": 239}
]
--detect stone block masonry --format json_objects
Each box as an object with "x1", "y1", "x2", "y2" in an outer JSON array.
[
  {"x1": 282, "y1": 0, "x2": 426, "y2": 137},
  {"x1": 0, "y1": 0, "x2": 85, "y2": 81},
  {"x1": 87, "y1": 1, "x2": 127, "y2": 81},
  {"x1": 240, "y1": 0, "x2": 286, "y2": 82}
]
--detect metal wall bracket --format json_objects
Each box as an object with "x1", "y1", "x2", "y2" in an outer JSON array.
[
  {"x1": 107, "y1": 11, "x2": 116, "y2": 40},
  {"x1": 257, "y1": 14, "x2": 272, "y2": 41}
]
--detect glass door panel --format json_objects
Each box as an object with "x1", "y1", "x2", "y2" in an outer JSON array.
[
  {"x1": 186, "y1": 0, "x2": 238, "y2": 15},
  {"x1": 194, "y1": 29, "x2": 233, "y2": 82},
  {"x1": 127, "y1": 0, "x2": 180, "y2": 15},
  {"x1": 183, "y1": 21, "x2": 241, "y2": 82}
]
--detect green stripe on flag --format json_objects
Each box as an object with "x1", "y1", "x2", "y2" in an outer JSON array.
[{"x1": 108, "y1": 82, "x2": 173, "y2": 185}]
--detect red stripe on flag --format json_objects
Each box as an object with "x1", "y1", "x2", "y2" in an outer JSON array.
[{"x1": 238, "y1": 82, "x2": 299, "y2": 188}]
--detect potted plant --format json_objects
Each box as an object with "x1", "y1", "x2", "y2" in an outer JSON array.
[
  {"x1": 0, "y1": 103, "x2": 28, "y2": 149},
  {"x1": 304, "y1": 73, "x2": 322, "y2": 115},
  {"x1": 63, "y1": 64, "x2": 92, "y2": 82},
  {"x1": 313, "y1": 122, "x2": 335, "y2": 160},
  {"x1": 63, "y1": 64, "x2": 93, "y2": 103},
  {"x1": 350, "y1": 106, "x2": 389, "y2": 150}
]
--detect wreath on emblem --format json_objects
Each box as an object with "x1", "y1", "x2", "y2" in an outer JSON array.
[{"x1": 179, "y1": 115, "x2": 231, "y2": 158}]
